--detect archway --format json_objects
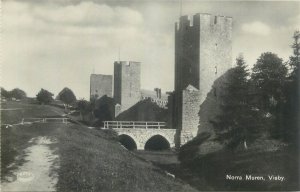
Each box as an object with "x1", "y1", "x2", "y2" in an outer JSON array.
[
  {"x1": 144, "y1": 135, "x2": 170, "y2": 150},
  {"x1": 118, "y1": 134, "x2": 137, "y2": 150}
]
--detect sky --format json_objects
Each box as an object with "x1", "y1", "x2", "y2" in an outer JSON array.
[{"x1": 2, "y1": 0, "x2": 300, "y2": 99}]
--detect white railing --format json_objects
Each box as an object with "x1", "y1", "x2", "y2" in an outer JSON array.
[
  {"x1": 103, "y1": 121, "x2": 166, "y2": 129},
  {"x1": 21, "y1": 118, "x2": 69, "y2": 124}
]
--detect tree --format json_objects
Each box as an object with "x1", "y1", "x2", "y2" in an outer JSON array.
[
  {"x1": 251, "y1": 52, "x2": 288, "y2": 139},
  {"x1": 281, "y1": 31, "x2": 300, "y2": 143},
  {"x1": 1, "y1": 87, "x2": 10, "y2": 98},
  {"x1": 56, "y1": 87, "x2": 77, "y2": 105},
  {"x1": 77, "y1": 99, "x2": 90, "y2": 121},
  {"x1": 211, "y1": 55, "x2": 262, "y2": 149},
  {"x1": 94, "y1": 95, "x2": 115, "y2": 126},
  {"x1": 289, "y1": 30, "x2": 300, "y2": 78},
  {"x1": 251, "y1": 52, "x2": 288, "y2": 113},
  {"x1": 36, "y1": 89, "x2": 54, "y2": 104},
  {"x1": 9, "y1": 88, "x2": 26, "y2": 99}
]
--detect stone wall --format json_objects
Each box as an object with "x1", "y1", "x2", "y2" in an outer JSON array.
[
  {"x1": 114, "y1": 61, "x2": 141, "y2": 115},
  {"x1": 113, "y1": 63, "x2": 122, "y2": 104},
  {"x1": 181, "y1": 85, "x2": 202, "y2": 144},
  {"x1": 198, "y1": 14, "x2": 232, "y2": 104},
  {"x1": 173, "y1": 13, "x2": 233, "y2": 146},
  {"x1": 141, "y1": 89, "x2": 168, "y2": 108},
  {"x1": 198, "y1": 70, "x2": 231, "y2": 136},
  {"x1": 113, "y1": 128, "x2": 176, "y2": 150},
  {"x1": 90, "y1": 74, "x2": 112, "y2": 100},
  {"x1": 175, "y1": 15, "x2": 200, "y2": 91}
]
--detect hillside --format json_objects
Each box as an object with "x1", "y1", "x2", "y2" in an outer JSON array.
[
  {"x1": 1, "y1": 100, "x2": 197, "y2": 191},
  {"x1": 116, "y1": 99, "x2": 168, "y2": 122},
  {"x1": 175, "y1": 133, "x2": 300, "y2": 191}
]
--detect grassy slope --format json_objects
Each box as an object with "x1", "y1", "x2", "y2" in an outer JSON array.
[
  {"x1": 1, "y1": 101, "x2": 197, "y2": 192},
  {"x1": 177, "y1": 144, "x2": 300, "y2": 191},
  {"x1": 186, "y1": 149, "x2": 299, "y2": 191},
  {"x1": 1, "y1": 100, "x2": 64, "y2": 124},
  {"x1": 1, "y1": 100, "x2": 65, "y2": 178}
]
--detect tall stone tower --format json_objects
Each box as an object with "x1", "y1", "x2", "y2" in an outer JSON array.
[
  {"x1": 114, "y1": 61, "x2": 141, "y2": 116},
  {"x1": 90, "y1": 74, "x2": 112, "y2": 100},
  {"x1": 173, "y1": 13, "x2": 233, "y2": 146}
]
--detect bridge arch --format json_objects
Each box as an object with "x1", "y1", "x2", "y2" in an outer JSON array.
[
  {"x1": 118, "y1": 134, "x2": 137, "y2": 150},
  {"x1": 144, "y1": 134, "x2": 170, "y2": 150},
  {"x1": 111, "y1": 127, "x2": 176, "y2": 150}
]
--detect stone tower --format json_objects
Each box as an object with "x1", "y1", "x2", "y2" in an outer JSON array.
[
  {"x1": 114, "y1": 61, "x2": 141, "y2": 116},
  {"x1": 90, "y1": 74, "x2": 112, "y2": 100},
  {"x1": 173, "y1": 13, "x2": 233, "y2": 146}
]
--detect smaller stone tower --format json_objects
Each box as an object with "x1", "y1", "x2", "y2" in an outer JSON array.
[
  {"x1": 90, "y1": 74, "x2": 112, "y2": 100},
  {"x1": 114, "y1": 61, "x2": 141, "y2": 116}
]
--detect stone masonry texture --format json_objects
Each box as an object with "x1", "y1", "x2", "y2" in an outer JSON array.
[
  {"x1": 90, "y1": 74, "x2": 112, "y2": 100},
  {"x1": 113, "y1": 128, "x2": 176, "y2": 150},
  {"x1": 172, "y1": 13, "x2": 233, "y2": 146},
  {"x1": 114, "y1": 61, "x2": 141, "y2": 116}
]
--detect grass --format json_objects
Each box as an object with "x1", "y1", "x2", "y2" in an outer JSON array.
[
  {"x1": 1, "y1": 100, "x2": 65, "y2": 178},
  {"x1": 177, "y1": 147, "x2": 300, "y2": 191},
  {"x1": 1, "y1": 100, "x2": 65, "y2": 124},
  {"x1": 134, "y1": 150, "x2": 179, "y2": 165},
  {"x1": 55, "y1": 124, "x2": 195, "y2": 192},
  {"x1": 1, "y1": 101, "x2": 197, "y2": 192}
]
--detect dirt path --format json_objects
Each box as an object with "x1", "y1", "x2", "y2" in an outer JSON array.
[{"x1": 1, "y1": 137, "x2": 59, "y2": 192}]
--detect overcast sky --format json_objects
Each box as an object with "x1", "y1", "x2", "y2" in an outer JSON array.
[{"x1": 2, "y1": 0, "x2": 300, "y2": 99}]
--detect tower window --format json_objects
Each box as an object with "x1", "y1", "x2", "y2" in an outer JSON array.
[
  {"x1": 215, "y1": 66, "x2": 218, "y2": 75},
  {"x1": 129, "y1": 83, "x2": 132, "y2": 97},
  {"x1": 213, "y1": 87, "x2": 217, "y2": 97}
]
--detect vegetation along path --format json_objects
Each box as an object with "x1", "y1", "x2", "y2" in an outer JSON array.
[{"x1": 1, "y1": 100, "x2": 197, "y2": 192}]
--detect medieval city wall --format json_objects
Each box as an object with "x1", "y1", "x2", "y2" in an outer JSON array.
[
  {"x1": 198, "y1": 14, "x2": 232, "y2": 104},
  {"x1": 173, "y1": 13, "x2": 233, "y2": 146},
  {"x1": 181, "y1": 86, "x2": 202, "y2": 143}
]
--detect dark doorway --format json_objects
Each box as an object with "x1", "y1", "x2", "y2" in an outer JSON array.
[
  {"x1": 144, "y1": 135, "x2": 170, "y2": 151},
  {"x1": 119, "y1": 135, "x2": 137, "y2": 150}
]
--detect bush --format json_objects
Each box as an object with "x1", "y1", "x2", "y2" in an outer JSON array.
[
  {"x1": 1, "y1": 87, "x2": 10, "y2": 98},
  {"x1": 36, "y1": 89, "x2": 54, "y2": 104},
  {"x1": 1, "y1": 88, "x2": 27, "y2": 100},
  {"x1": 10, "y1": 88, "x2": 27, "y2": 99},
  {"x1": 56, "y1": 87, "x2": 77, "y2": 105}
]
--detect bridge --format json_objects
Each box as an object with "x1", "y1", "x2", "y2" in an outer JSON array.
[{"x1": 104, "y1": 121, "x2": 176, "y2": 150}]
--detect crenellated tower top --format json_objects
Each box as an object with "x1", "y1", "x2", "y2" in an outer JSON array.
[{"x1": 175, "y1": 13, "x2": 232, "y2": 32}]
